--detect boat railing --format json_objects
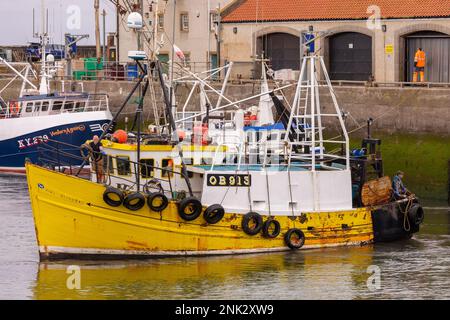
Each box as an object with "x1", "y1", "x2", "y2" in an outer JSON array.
[
  {"x1": 84, "y1": 93, "x2": 110, "y2": 112},
  {"x1": 0, "y1": 93, "x2": 109, "y2": 119},
  {"x1": 176, "y1": 110, "x2": 237, "y2": 132},
  {"x1": 210, "y1": 134, "x2": 290, "y2": 170},
  {"x1": 208, "y1": 128, "x2": 348, "y2": 172},
  {"x1": 35, "y1": 138, "x2": 189, "y2": 196}
]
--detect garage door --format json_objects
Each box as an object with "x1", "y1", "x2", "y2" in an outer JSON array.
[
  {"x1": 329, "y1": 32, "x2": 372, "y2": 81},
  {"x1": 406, "y1": 32, "x2": 450, "y2": 83},
  {"x1": 260, "y1": 33, "x2": 300, "y2": 71}
]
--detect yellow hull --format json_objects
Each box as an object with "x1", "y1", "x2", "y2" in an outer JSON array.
[{"x1": 26, "y1": 163, "x2": 374, "y2": 259}]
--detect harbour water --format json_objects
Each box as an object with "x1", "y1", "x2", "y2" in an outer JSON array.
[{"x1": 0, "y1": 174, "x2": 449, "y2": 300}]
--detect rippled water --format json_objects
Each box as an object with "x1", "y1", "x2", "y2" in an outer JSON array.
[{"x1": 0, "y1": 175, "x2": 449, "y2": 300}]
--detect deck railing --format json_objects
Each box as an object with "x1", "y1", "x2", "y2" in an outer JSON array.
[{"x1": 35, "y1": 138, "x2": 189, "y2": 197}]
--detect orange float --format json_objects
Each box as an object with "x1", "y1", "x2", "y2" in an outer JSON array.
[{"x1": 112, "y1": 129, "x2": 128, "y2": 143}]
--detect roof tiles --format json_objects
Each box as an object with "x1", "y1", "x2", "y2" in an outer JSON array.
[{"x1": 222, "y1": 0, "x2": 450, "y2": 22}]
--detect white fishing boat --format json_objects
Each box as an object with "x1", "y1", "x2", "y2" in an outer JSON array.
[{"x1": 0, "y1": 3, "x2": 112, "y2": 175}]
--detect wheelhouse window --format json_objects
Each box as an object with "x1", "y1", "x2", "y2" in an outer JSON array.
[
  {"x1": 25, "y1": 102, "x2": 34, "y2": 113},
  {"x1": 140, "y1": 159, "x2": 155, "y2": 178},
  {"x1": 116, "y1": 156, "x2": 131, "y2": 176},
  {"x1": 52, "y1": 100, "x2": 64, "y2": 111},
  {"x1": 182, "y1": 158, "x2": 194, "y2": 177},
  {"x1": 41, "y1": 101, "x2": 49, "y2": 111},
  {"x1": 201, "y1": 158, "x2": 213, "y2": 165},
  {"x1": 64, "y1": 101, "x2": 74, "y2": 112},
  {"x1": 161, "y1": 158, "x2": 174, "y2": 178},
  {"x1": 75, "y1": 101, "x2": 85, "y2": 112}
]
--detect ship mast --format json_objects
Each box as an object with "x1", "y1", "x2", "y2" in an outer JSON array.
[{"x1": 38, "y1": 0, "x2": 49, "y2": 95}]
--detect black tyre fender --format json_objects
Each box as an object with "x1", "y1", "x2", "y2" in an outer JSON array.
[
  {"x1": 103, "y1": 186, "x2": 124, "y2": 207},
  {"x1": 284, "y1": 228, "x2": 305, "y2": 250},
  {"x1": 178, "y1": 197, "x2": 203, "y2": 221},
  {"x1": 203, "y1": 204, "x2": 225, "y2": 224},
  {"x1": 147, "y1": 192, "x2": 169, "y2": 212},
  {"x1": 262, "y1": 219, "x2": 281, "y2": 238},
  {"x1": 241, "y1": 212, "x2": 263, "y2": 236},
  {"x1": 408, "y1": 203, "x2": 425, "y2": 226},
  {"x1": 123, "y1": 192, "x2": 146, "y2": 211}
]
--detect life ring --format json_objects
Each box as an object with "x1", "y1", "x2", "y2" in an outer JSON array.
[
  {"x1": 147, "y1": 192, "x2": 169, "y2": 212},
  {"x1": 408, "y1": 203, "x2": 425, "y2": 226},
  {"x1": 241, "y1": 212, "x2": 263, "y2": 236},
  {"x1": 103, "y1": 186, "x2": 124, "y2": 207},
  {"x1": 178, "y1": 197, "x2": 203, "y2": 221},
  {"x1": 123, "y1": 192, "x2": 146, "y2": 211},
  {"x1": 262, "y1": 219, "x2": 281, "y2": 238},
  {"x1": 284, "y1": 228, "x2": 305, "y2": 250},
  {"x1": 203, "y1": 204, "x2": 225, "y2": 224}
]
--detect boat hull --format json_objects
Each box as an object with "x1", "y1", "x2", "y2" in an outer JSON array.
[
  {"x1": 0, "y1": 112, "x2": 111, "y2": 175},
  {"x1": 26, "y1": 163, "x2": 374, "y2": 260}
]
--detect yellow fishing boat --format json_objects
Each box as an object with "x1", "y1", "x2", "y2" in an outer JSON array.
[
  {"x1": 26, "y1": 55, "x2": 424, "y2": 260},
  {"x1": 26, "y1": 162, "x2": 373, "y2": 258}
]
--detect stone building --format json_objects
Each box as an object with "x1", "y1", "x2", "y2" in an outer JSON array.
[
  {"x1": 220, "y1": 0, "x2": 450, "y2": 82},
  {"x1": 117, "y1": 0, "x2": 234, "y2": 72}
]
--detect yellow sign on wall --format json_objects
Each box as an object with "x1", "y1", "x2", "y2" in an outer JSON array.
[{"x1": 385, "y1": 44, "x2": 394, "y2": 54}]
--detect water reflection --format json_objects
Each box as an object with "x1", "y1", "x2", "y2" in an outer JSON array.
[
  {"x1": 0, "y1": 175, "x2": 449, "y2": 300},
  {"x1": 34, "y1": 246, "x2": 375, "y2": 300}
]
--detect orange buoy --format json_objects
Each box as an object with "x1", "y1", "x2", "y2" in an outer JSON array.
[
  {"x1": 177, "y1": 129, "x2": 186, "y2": 142},
  {"x1": 112, "y1": 129, "x2": 128, "y2": 143}
]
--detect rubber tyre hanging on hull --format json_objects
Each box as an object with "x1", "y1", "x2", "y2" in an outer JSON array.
[
  {"x1": 408, "y1": 203, "x2": 425, "y2": 226},
  {"x1": 241, "y1": 212, "x2": 263, "y2": 236},
  {"x1": 103, "y1": 186, "x2": 124, "y2": 207},
  {"x1": 147, "y1": 192, "x2": 169, "y2": 212},
  {"x1": 262, "y1": 219, "x2": 281, "y2": 238},
  {"x1": 203, "y1": 204, "x2": 225, "y2": 224},
  {"x1": 123, "y1": 192, "x2": 146, "y2": 211},
  {"x1": 178, "y1": 197, "x2": 203, "y2": 221},
  {"x1": 284, "y1": 228, "x2": 305, "y2": 249}
]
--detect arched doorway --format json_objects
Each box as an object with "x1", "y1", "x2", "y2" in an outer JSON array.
[
  {"x1": 329, "y1": 32, "x2": 372, "y2": 81},
  {"x1": 258, "y1": 33, "x2": 300, "y2": 71},
  {"x1": 404, "y1": 31, "x2": 450, "y2": 82}
]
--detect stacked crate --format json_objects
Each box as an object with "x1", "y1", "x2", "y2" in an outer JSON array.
[{"x1": 72, "y1": 58, "x2": 103, "y2": 80}]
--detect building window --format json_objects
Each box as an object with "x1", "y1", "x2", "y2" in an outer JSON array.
[
  {"x1": 184, "y1": 53, "x2": 191, "y2": 67},
  {"x1": 180, "y1": 13, "x2": 189, "y2": 32},
  {"x1": 158, "y1": 14, "x2": 164, "y2": 30},
  {"x1": 210, "y1": 12, "x2": 219, "y2": 32}
]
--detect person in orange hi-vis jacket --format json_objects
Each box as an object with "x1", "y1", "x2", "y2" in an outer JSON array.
[{"x1": 413, "y1": 48, "x2": 426, "y2": 83}]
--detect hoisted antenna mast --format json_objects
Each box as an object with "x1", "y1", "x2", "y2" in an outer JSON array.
[{"x1": 35, "y1": 0, "x2": 49, "y2": 95}]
